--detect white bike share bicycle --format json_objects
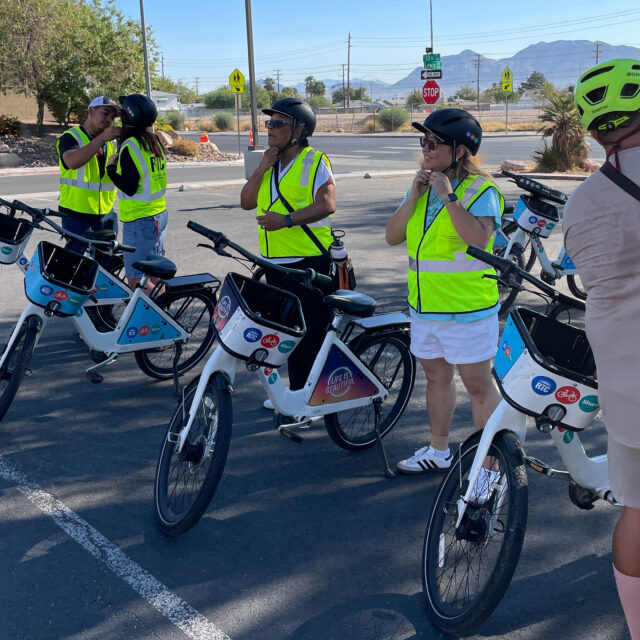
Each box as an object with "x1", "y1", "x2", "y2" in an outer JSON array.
[
  {"x1": 422, "y1": 245, "x2": 619, "y2": 635},
  {"x1": 154, "y1": 221, "x2": 416, "y2": 536}
]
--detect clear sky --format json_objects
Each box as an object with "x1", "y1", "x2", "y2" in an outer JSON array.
[{"x1": 114, "y1": 0, "x2": 640, "y2": 93}]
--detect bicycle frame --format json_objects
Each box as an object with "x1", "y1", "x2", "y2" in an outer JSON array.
[{"x1": 171, "y1": 313, "x2": 390, "y2": 453}]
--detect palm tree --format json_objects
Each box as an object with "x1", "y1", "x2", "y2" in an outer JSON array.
[
  {"x1": 263, "y1": 77, "x2": 275, "y2": 95},
  {"x1": 304, "y1": 75, "x2": 315, "y2": 98},
  {"x1": 535, "y1": 91, "x2": 587, "y2": 171}
]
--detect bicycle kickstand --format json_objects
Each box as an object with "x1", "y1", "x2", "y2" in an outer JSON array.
[
  {"x1": 172, "y1": 343, "x2": 183, "y2": 395},
  {"x1": 373, "y1": 399, "x2": 396, "y2": 479}
]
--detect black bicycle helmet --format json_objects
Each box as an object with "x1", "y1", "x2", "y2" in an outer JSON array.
[
  {"x1": 119, "y1": 93, "x2": 158, "y2": 129},
  {"x1": 263, "y1": 98, "x2": 316, "y2": 140},
  {"x1": 412, "y1": 108, "x2": 482, "y2": 155}
]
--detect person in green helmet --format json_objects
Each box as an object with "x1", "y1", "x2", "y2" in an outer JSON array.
[{"x1": 565, "y1": 58, "x2": 640, "y2": 639}]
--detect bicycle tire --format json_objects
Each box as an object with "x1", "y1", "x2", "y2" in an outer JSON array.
[
  {"x1": 135, "y1": 289, "x2": 216, "y2": 379},
  {"x1": 497, "y1": 244, "x2": 524, "y2": 318},
  {"x1": 154, "y1": 374, "x2": 233, "y2": 536},
  {"x1": 423, "y1": 430, "x2": 528, "y2": 635},
  {"x1": 0, "y1": 320, "x2": 38, "y2": 423},
  {"x1": 567, "y1": 274, "x2": 587, "y2": 300},
  {"x1": 324, "y1": 333, "x2": 415, "y2": 450}
]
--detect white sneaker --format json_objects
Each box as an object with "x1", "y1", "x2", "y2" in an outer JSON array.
[
  {"x1": 397, "y1": 446, "x2": 452, "y2": 474},
  {"x1": 469, "y1": 468, "x2": 501, "y2": 504},
  {"x1": 263, "y1": 399, "x2": 274, "y2": 410}
]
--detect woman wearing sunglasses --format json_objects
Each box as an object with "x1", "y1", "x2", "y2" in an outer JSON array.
[
  {"x1": 240, "y1": 98, "x2": 335, "y2": 397},
  {"x1": 385, "y1": 108, "x2": 504, "y2": 474}
]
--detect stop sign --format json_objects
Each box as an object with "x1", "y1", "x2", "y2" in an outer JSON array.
[{"x1": 422, "y1": 80, "x2": 440, "y2": 105}]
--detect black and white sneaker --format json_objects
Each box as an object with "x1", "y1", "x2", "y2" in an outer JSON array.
[{"x1": 396, "y1": 445, "x2": 452, "y2": 474}]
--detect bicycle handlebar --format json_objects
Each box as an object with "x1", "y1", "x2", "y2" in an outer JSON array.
[
  {"x1": 466, "y1": 245, "x2": 585, "y2": 312},
  {"x1": 187, "y1": 220, "x2": 334, "y2": 289},
  {"x1": 501, "y1": 170, "x2": 568, "y2": 205}
]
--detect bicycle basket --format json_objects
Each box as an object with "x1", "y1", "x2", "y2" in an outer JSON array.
[
  {"x1": 493, "y1": 307, "x2": 599, "y2": 431},
  {"x1": 0, "y1": 213, "x2": 33, "y2": 264},
  {"x1": 513, "y1": 194, "x2": 559, "y2": 238},
  {"x1": 212, "y1": 272, "x2": 306, "y2": 367},
  {"x1": 24, "y1": 241, "x2": 99, "y2": 317}
]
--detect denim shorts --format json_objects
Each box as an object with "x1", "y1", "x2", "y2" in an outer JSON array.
[{"x1": 122, "y1": 210, "x2": 168, "y2": 278}]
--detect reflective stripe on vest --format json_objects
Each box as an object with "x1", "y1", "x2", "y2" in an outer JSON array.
[
  {"x1": 255, "y1": 147, "x2": 332, "y2": 259},
  {"x1": 406, "y1": 175, "x2": 504, "y2": 314},
  {"x1": 58, "y1": 126, "x2": 116, "y2": 215},
  {"x1": 116, "y1": 138, "x2": 167, "y2": 222}
]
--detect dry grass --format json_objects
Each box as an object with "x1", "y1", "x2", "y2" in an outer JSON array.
[{"x1": 171, "y1": 139, "x2": 199, "y2": 157}]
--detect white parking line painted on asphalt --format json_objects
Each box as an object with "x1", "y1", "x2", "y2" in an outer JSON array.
[{"x1": 0, "y1": 456, "x2": 231, "y2": 640}]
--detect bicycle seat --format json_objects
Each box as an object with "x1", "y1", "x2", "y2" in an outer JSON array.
[
  {"x1": 323, "y1": 290, "x2": 376, "y2": 317},
  {"x1": 82, "y1": 229, "x2": 116, "y2": 242},
  {"x1": 132, "y1": 254, "x2": 177, "y2": 279}
]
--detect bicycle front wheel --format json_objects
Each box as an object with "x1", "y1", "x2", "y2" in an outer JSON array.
[
  {"x1": 423, "y1": 430, "x2": 528, "y2": 635},
  {"x1": 497, "y1": 244, "x2": 524, "y2": 317},
  {"x1": 324, "y1": 333, "x2": 415, "y2": 450},
  {"x1": 0, "y1": 320, "x2": 38, "y2": 423},
  {"x1": 135, "y1": 289, "x2": 216, "y2": 379},
  {"x1": 154, "y1": 374, "x2": 232, "y2": 536},
  {"x1": 567, "y1": 274, "x2": 587, "y2": 300}
]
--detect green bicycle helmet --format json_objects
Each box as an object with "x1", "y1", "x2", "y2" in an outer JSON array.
[{"x1": 574, "y1": 58, "x2": 640, "y2": 131}]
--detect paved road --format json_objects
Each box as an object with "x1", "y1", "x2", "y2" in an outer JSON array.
[{"x1": 0, "y1": 174, "x2": 628, "y2": 639}]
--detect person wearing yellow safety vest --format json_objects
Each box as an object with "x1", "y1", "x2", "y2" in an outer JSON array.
[
  {"x1": 57, "y1": 96, "x2": 121, "y2": 248},
  {"x1": 386, "y1": 109, "x2": 504, "y2": 476},
  {"x1": 240, "y1": 98, "x2": 335, "y2": 393},
  {"x1": 106, "y1": 94, "x2": 168, "y2": 291}
]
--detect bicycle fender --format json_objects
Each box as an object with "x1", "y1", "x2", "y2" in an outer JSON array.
[
  {"x1": 26, "y1": 315, "x2": 43, "y2": 331},
  {"x1": 496, "y1": 429, "x2": 525, "y2": 461}
]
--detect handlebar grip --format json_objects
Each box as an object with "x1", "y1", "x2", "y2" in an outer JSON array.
[
  {"x1": 187, "y1": 220, "x2": 225, "y2": 245},
  {"x1": 466, "y1": 245, "x2": 510, "y2": 272},
  {"x1": 116, "y1": 243, "x2": 136, "y2": 253},
  {"x1": 12, "y1": 199, "x2": 43, "y2": 218}
]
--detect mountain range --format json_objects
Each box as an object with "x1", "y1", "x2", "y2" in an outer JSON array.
[{"x1": 285, "y1": 40, "x2": 640, "y2": 101}]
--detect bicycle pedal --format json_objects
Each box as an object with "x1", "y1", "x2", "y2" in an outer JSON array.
[
  {"x1": 24, "y1": 368, "x2": 32, "y2": 377},
  {"x1": 278, "y1": 427, "x2": 303, "y2": 443},
  {"x1": 524, "y1": 456, "x2": 550, "y2": 474},
  {"x1": 86, "y1": 370, "x2": 104, "y2": 384}
]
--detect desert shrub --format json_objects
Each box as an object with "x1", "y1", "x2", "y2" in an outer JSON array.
[
  {"x1": 378, "y1": 107, "x2": 408, "y2": 131},
  {"x1": 165, "y1": 109, "x2": 185, "y2": 130},
  {"x1": 214, "y1": 112, "x2": 235, "y2": 131},
  {"x1": 171, "y1": 139, "x2": 199, "y2": 157},
  {"x1": 0, "y1": 115, "x2": 22, "y2": 136},
  {"x1": 154, "y1": 116, "x2": 173, "y2": 132}
]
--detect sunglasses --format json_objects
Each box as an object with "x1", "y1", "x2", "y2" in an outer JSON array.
[
  {"x1": 419, "y1": 136, "x2": 445, "y2": 151},
  {"x1": 265, "y1": 119, "x2": 292, "y2": 129}
]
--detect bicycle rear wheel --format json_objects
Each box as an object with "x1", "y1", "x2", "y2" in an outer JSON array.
[
  {"x1": 0, "y1": 320, "x2": 38, "y2": 422},
  {"x1": 423, "y1": 430, "x2": 528, "y2": 635},
  {"x1": 135, "y1": 289, "x2": 216, "y2": 379},
  {"x1": 324, "y1": 333, "x2": 415, "y2": 450},
  {"x1": 154, "y1": 374, "x2": 232, "y2": 536}
]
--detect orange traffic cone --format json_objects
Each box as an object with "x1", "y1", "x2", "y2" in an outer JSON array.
[
  {"x1": 249, "y1": 130, "x2": 254, "y2": 147},
  {"x1": 199, "y1": 131, "x2": 210, "y2": 143}
]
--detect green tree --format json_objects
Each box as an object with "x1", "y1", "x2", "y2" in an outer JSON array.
[
  {"x1": 533, "y1": 91, "x2": 588, "y2": 171},
  {"x1": 152, "y1": 77, "x2": 196, "y2": 105},
  {"x1": 307, "y1": 95, "x2": 330, "y2": 109},
  {"x1": 331, "y1": 86, "x2": 369, "y2": 105},
  {"x1": 405, "y1": 89, "x2": 423, "y2": 110},
  {"x1": 263, "y1": 77, "x2": 275, "y2": 95},
  {"x1": 203, "y1": 87, "x2": 235, "y2": 109},
  {"x1": 378, "y1": 106, "x2": 408, "y2": 131},
  {"x1": 519, "y1": 70, "x2": 546, "y2": 94},
  {"x1": 456, "y1": 85, "x2": 477, "y2": 101},
  {"x1": 241, "y1": 84, "x2": 271, "y2": 109}
]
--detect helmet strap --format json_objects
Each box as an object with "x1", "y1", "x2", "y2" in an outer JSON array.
[
  {"x1": 443, "y1": 141, "x2": 459, "y2": 174},
  {"x1": 603, "y1": 120, "x2": 640, "y2": 171},
  {"x1": 276, "y1": 119, "x2": 302, "y2": 159}
]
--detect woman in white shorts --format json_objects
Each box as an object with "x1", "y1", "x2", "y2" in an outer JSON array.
[{"x1": 385, "y1": 109, "x2": 504, "y2": 474}]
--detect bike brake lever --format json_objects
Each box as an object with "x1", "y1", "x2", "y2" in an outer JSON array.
[{"x1": 197, "y1": 243, "x2": 216, "y2": 251}]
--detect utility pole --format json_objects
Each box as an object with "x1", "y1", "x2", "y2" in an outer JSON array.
[
  {"x1": 245, "y1": 0, "x2": 258, "y2": 148},
  {"x1": 161, "y1": 54, "x2": 164, "y2": 80},
  {"x1": 276, "y1": 70, "x2": 280, "y2": 93},
  {"x1": 475, "y1": 54, "x2": 482, "y2": 112},
  {"x1": 194, "y1": 77, "x2": 200, "y2": 98},
  {"x1": 341, "y1": 64, "x2": 346, "y2": 109},
  {"x1": 138, "y1": 0, "x2": 152, "y2": 99},
  {"x1": 594, "y1": 41, "x2": 601, "y2": 64},
  {"x1": 347, "y1": 32, "x2": 351, "y2": 110},
  {"x1": 429, "y1": 0, "x2": 433, "y2": 51}
]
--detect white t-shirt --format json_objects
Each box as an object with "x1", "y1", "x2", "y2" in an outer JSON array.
[{"x1": 266, "y1": 152, "x2": 334, "y2": 265}]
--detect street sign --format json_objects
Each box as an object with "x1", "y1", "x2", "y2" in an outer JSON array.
[
  {"x1": 422, "y1": 80, "x2": 440, "y2": 105},
  {"x1": 421, "y1": 69, "x2": 443, "y2": 80},
  {"x1": 229, "y1": 68, "x2": 245, "y2": 94},
  {"x1": 501, "y1": 67, "x2": 513, "y2": 92},
  {"x1": 424, "y1": 61, "x2": 442, "y2": 71},
  {"x1": 423, "y1": 54, "x2": 442, "y2": 67}
]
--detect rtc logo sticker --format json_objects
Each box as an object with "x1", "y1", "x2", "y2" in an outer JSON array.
[
  {"x1": 326, "y1": 367, "x2": 354, "y2": 398},
  {"x1": 555, "y1": 386, "x2": 581, "y2": 404},
  {"x1": 528, "y1": 215, "x2": 537, "y2": 225},
  {"x1": 217, "y1": 296, "x2": 231, "y2": 318},
  {"x1": 138, "y1": 325, "x2": 150, "y2": 337},
  {"x1": 53, "y1": 290, "x2": 68, "y2": 301},
  {"x1": 126, "y1": 327, "x2": 138, "y2": 338},
  {"x1": 18, "y1": 257, "x2": 28, "y2": 266},
  {"x1": 531, "y1": 376, "x2": 556, "y2": 395},
  {"x1": 261, "y1": 334, "x2": 279, "y2": 348},
  {"x1": 40, "y1": 285, "x2": 53, "y2": 296},
  {"x1": 278, "y1": 340, "x2": 296, "y2": 354},
  {"x1": 579, "y1": 395, "x2": 600, "y2": 413},
  {"x1": 244, "y1": 327, "x2": 262, "y2": 343}
]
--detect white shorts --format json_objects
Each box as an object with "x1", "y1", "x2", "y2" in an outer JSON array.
[{"x1": 410, "y1": 314, "x2": 499, "y2": 364}]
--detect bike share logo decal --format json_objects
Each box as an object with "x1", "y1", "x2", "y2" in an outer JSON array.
[
  {"x1": 244, "y1": 327, "x2": 262, "y2": 343},
  {"x1": 263, "y1": 367, "x2": 273, "y2": 376},
  {"x1": 326, "y1": 366, "x2": 354, "y2": 398},
  {"x1": 151, "y1": 324, "x2": 161, "y2": 335},
  {"x1": 99, "y1": 283, "x2": 109, "y2": 293},
  {"x1": 278, "y1": 340, "x2": 296, "y2": 354},
  {"x1": 40, "y1": 285, "x2": 53, "y2": 296},
  {"x1": 69, "y1": 296, "x2": 82, "y2": 305},
  {"x1": 555, "y1": 386, "x2": 581, "y2": 404},
  {"x1": 53, "y1": 290, "x2": 68, "y2": 301},
  {"x1": 536, "y1": 219, "x2": 547, "y2": 228},
  {"x1": 1, "y1": 246, "x2": 11, "y2": 255},
  {"x1": 563, "y1": 431, "x2": 574, "y2": 444},
  {"x1": 579, "y1": 395, "x2": 600, "y2": 413},
  {"x1": 261, "y1": 334, "x2": 279, "y2": 348},
  {"x1": 217, "y1": 295, "x2": 232, "y2": 318},
  {"x1": 138, "y1": 325, "x2": 150, "y2": 337},
  {"x1": 127, "y1": 327, "x2": 138, "y2": 338},
  {"x1": 531, "y1": 376, "x2": 556, "y2": 395},
  {"x1": 546, "y1": 223, "x2": 555, "y2": 231},
  {"x1": 92, "y1": 284, "x2": 99, "y2": 294},
  {"x1": 501, "y1": 340, "x2": 513, "y2": 361},
  {"x1": 528, "y1": 215, "x2": 537, "y2": 225},
  {"x1": 268, "y1": 373, "x2": 277, "y2": 384}
]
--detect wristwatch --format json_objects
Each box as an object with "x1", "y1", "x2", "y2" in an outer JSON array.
[
  {"x1": 447, "y1": 192, "x2": 458, "y2": 202},
  {"x1": 284, "y1": 214, "x2": 294, "y2": 228}
]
